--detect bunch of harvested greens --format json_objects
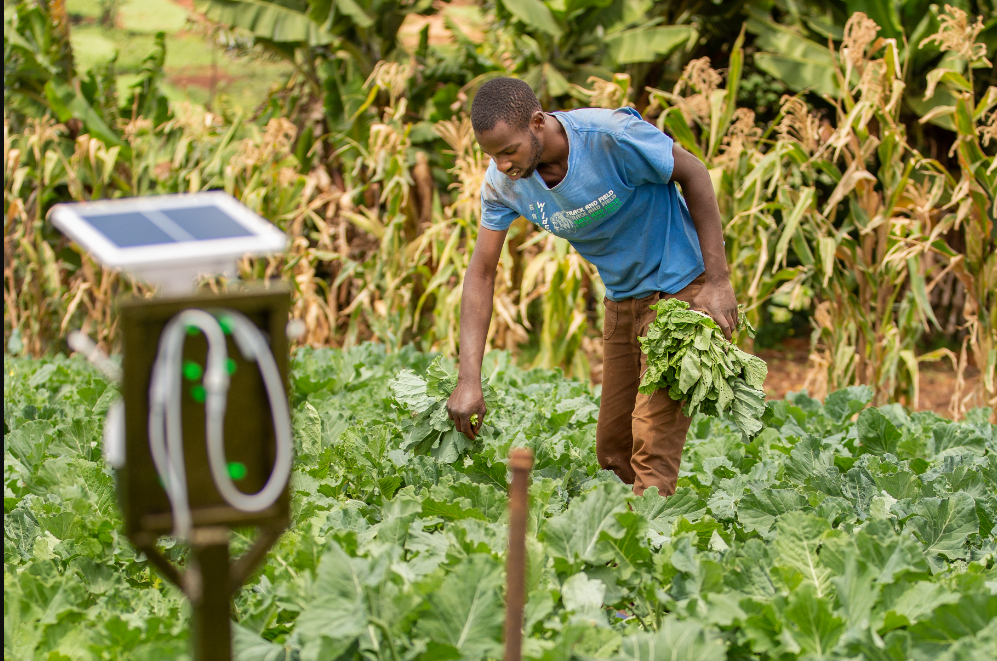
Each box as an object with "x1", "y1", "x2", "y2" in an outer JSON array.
[{"x1": 639, "y1": 299, "x2": 767, "y2": 438}]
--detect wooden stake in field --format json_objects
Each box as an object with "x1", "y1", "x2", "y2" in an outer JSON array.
[{"x1": 505, "y1": 447, "x2": 533, "y2": 661}]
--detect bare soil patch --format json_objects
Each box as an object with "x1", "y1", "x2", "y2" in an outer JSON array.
[{"x1": 167, "y1": 67, "x2": 239, "y2": 90}]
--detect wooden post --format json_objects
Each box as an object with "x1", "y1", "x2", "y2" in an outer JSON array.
[
  {"x1": 505, "y1": 448, "x2": 533, "y2": 661},
  {"x1": 188, "y1": 528, "x2": 233, "y2": 661}
]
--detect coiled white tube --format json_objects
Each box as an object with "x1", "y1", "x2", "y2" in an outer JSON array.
[{"x1": 148, "y1": 309, "x2": 292, "y2": 538}]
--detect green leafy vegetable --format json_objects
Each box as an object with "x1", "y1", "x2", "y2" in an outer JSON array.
[
  {"x1": 639, "y1": 299, "x2": 768, "y2": 439},
  {"x1": 4, "y1": 348, "x2": 995, "y2": 660},
  {"x1": 388, "y1": 356, "x2": 497, "y2": 463}
]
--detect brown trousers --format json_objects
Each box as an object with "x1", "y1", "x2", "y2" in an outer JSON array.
[{"x1": 596, "y1": 274, "x2": 705, "y2": 496}]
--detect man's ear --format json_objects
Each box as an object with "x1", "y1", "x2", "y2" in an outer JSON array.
[{"x1": 531, "y1": 109, "x2": 546, "y2": 133}]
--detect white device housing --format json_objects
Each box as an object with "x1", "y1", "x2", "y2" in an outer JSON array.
[{"x1": 50, "y1": 192, "x2": 287, "y2": 295}]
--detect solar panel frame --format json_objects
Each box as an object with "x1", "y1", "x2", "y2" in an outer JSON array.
[{"x1": 50, "y1": 192, "x2": 287, "y2": 270}]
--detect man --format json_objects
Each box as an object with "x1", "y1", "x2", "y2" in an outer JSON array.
[{"x1": 446, "y1": 77, "x2": 737, "y2": 496}]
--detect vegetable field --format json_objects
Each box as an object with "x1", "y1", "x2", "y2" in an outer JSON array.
[
  {"x1": 5, "y1": 348, "x2": 996, "y2": 660},
  {"x1": 4, "y1": 1, "x2": 997, "y2": 658}
]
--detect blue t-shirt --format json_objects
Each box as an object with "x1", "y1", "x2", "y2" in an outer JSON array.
[{"x1": 480, "y1": 107, "x2": 705, "y2": 301}]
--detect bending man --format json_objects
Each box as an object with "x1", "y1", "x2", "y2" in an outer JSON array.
[{"x1": 446, "y1": 78, "x2": 737, "y2": 496}]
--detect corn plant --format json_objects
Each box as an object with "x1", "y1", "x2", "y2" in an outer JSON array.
[
  {"x1": 798, "y1": 9, "x2": 995, "y2": 414},
  {"x1": 647, "y1": 10, "x2": 994, "y2": 415},
  {"x1": 647, "y1": 28, "x2": 807, "y2": 343},
  {"x1": 904, "y1": 7, "x2": 996, "y2": 414}
]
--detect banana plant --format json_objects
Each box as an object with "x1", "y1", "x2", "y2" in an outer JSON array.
[
  {"x1": 3, "y1": 0, "x2": 75, "y2": 118},
  {"x1": 484, "y1": 0, "x2": 703, "y2": 103},
  {"x1": 4, "y1": 0, "x2": 123, "y2": 149}
]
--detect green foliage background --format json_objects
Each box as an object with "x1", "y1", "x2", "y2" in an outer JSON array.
[{"x1": 3, "y1": 0, "x2": 996, "y2": 406}]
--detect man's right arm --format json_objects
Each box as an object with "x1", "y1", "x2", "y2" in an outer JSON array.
[{"x1": 447, "y1": 226, "x2": 507, "y2": 439}]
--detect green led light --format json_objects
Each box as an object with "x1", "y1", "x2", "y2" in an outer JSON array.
[
  {"x1": 183, "y1": 360, "x2": 203, "y2": 381},
  {"x1": 186, "y1": 325, "x2": 200, "y2": 336},
  {"x1": 227, "y1": 462, "x2": 247, "y2": 480},
  {"x1": 226, "y1": 359, "x2": 237, "y2": 375},
  {"x1": 191, "y1": 385, "x2": 206, "y2": 403},
  {"x1": 218, "y1": 316, "x2": 234, "y2": 334}
]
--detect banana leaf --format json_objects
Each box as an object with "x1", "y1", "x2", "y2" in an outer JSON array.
[
  {"x1": 605, "y1": 25, "x2": 697, "y2": 65},
  {"x1": 500, "y1": 0, "x2": 562, "y2": 38},
  {"x1": 195, "y1": 0, "x2": 336, "y2": 45}
]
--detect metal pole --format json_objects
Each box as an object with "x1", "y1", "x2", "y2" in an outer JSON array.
[
  {"x1": 505, "y1": 448, "x2": 533, "y2": 661},
  {"x1": 187, "y1": 528, "x2": 233, "y2": 661}
]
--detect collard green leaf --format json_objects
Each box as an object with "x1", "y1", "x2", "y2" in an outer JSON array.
[
  {"x1": 773, "y1": 512, "x2": 833, "y2": 596},
  {"x1": 906, "y1": 493, "x2": 979, "y2": 565},
  {"x1": 543, "y1": 482, "x2": 631, "y2": 566},
  {"x1": 420, "y1": 497, "x2": 487, "y2": 522},
  {"x1": 631, "y1": 486, "x2": 707, "y2": 534},
  {"x1": 853, "y1": 520, "x2": 931, "y2": 584},
  {"x1": 233, "y1": 623, "x2": 297, "y2": 661},
  {"x1": 738, "y1": 489, "x2": 809, "y2": 534},
  {"x1": 882, "y1": 582, "x2": 961, "y2": 629},
  {"x1": 823, "y1": 386, "x2": 873, "y2": 423},
  {"x1": 929, "y1": 618, "x2": 997, "y2": 661},
  {"x1": 723, "y1": 539, "x2": 777, "y2": 599},
  {"x1": 601, "y1": 510, "x2": 651, "y2": 576},
  {"x1": 293, "y1": 401, "x2": 322, "y2": 454},
  {"x1": 679, "y1": 350, "x2": 703, "y2": 393},
  {"x1": 388, "y1": 370, "x2": 435, "y2": 414},
  {"x1": 730, "y1": 379, "x2": 766, "y2": 438},
  {"x1": 674, "y1": 515, "x2": 728, "y2": 553},
  {"x1": 560, "y1": 572, "x2": 605, "y2": 613},
  {"x1": 4, "y1": 508, "x2": 40, "y2": 560},
  {"x1": 783, "y1": 435, "x2": 834, "y2": 485},
  {"x1": 909, "y1": 592, "x2": 997, "y2": 660},
  {"x1": 416, "y1": 554, "x2": 505, "y2": 658},
  {"x1": 5, "y1": 420, "x2": 55, "y2": 469},
  {"x1": 840, "y1": 466, "x2": 879, "y2": 520},
  {"x1": 872, "y1": 467, "x2": 922, "y2": 500},
  {"x1": 741, "y1": 355, "x2": 768, "y2": 391},
  {"x1": 930, "y1": 423, "x2": 988, "y2": 457},
  {"x1": 857, "y1": 408, "x2": 903, "y2": 457},
  {"x1": 432, "y1": 426, "x2": 471, "y2": 464},
  {"x1": 782, "y1": 583, "x2": 846, "y2": 658},
  {"x1": 830, "y1": 550, "x2": 881, "y2": 637},
  {"x1": 425, "y1": 356, "x2": 459, "y2": 400},
  {"x1": 294, "y1": 542, "x2": 370, "y2": 652},
  {"x1": 618, "y1": 616, "x2": 726, "y2": 661}
]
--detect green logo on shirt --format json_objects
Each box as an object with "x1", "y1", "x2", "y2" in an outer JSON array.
[{"x1": 535, "y1": 190, "x2": 621, "y2": 234}]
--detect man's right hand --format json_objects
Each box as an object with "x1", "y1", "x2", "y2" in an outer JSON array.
[
  {"x1": 450, "y1": 227, "x2": 506, "y2": 441},
  {"x1": 447, "y1": 379, "x2": 487, "y2": 440}
]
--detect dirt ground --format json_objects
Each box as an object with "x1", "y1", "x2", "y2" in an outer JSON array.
[{"x1": 756, "y1": 338, "x2": 984, "y2": 417}]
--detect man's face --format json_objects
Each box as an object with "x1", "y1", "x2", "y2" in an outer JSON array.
[{"x1": 475, "y1": 119, "x2": 543, "y2": 181}]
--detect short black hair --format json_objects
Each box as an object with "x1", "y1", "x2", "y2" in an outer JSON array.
[{"x1": 471, "y1": 77, "x2": 542, "y2": 133}]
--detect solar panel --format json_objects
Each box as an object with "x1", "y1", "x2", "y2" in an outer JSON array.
[
  {"x1": 159, "y1": 206, "x2": 255, "y2": 241},
  {"x1": 84, "y1": 211, "x2": 179, "y2": 248},
  {"x1": 51, "y1": 192, "x2": 286, "y2": 294}
]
